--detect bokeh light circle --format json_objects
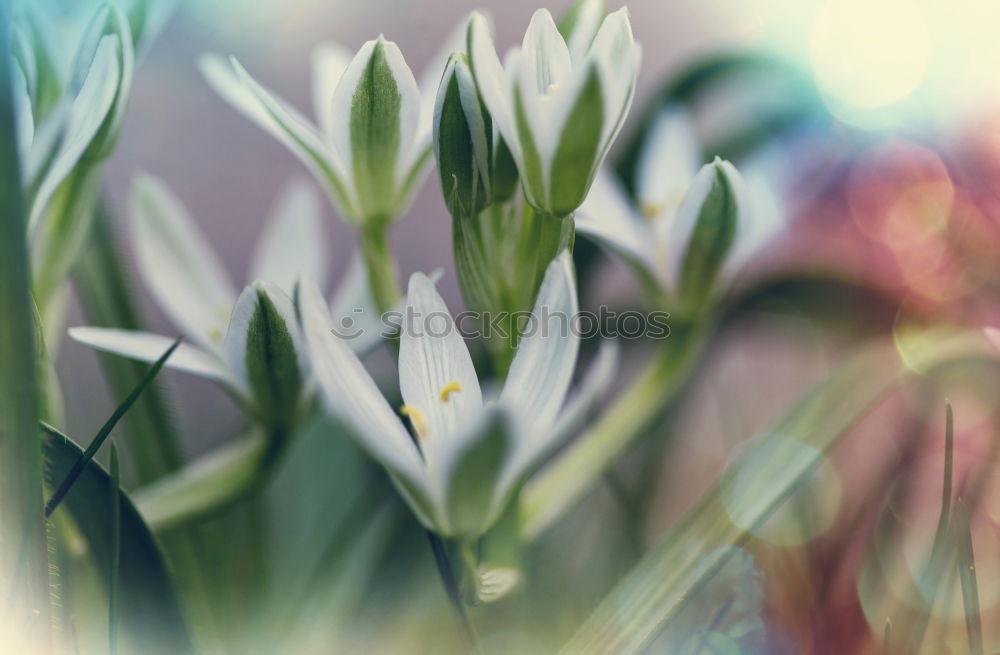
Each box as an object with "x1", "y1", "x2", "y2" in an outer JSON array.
[{"x1": 809, "y1": 0, "x2": 930, "y2": 124}]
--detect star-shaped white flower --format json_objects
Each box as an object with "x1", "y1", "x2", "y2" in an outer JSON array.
[
  {"x1": 467, "y1": 4, "x2": 640, "y2": 216},
  {"x1": 576, "y1": 108, "x2": 783, "y2": 295},
  {"x1": 199, "y1": 24, "x2": 464, "y2": 226},
  {"x1": 302, "y1": 252, "x2": 617, "y2": 537},
  {"x1": 69, "y1": 175, "x2": 377, "y2": 406}
]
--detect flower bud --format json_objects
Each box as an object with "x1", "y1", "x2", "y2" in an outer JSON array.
[
  {"x1": 433, "y1": 53, "x2": 493, "y2": 218},
  {"x1": 225, "y1": 282, "x2": 305, "y2": 432},
  {"x1": 670, "y1": 157, "x2": 748, "y2": 308},
  {"x1": 70, "y1": 4, "x2": 135, "y2": 162}
]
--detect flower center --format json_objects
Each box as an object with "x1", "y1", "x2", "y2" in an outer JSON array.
[
  {"x1": 440, "y1": 381, "x2": 462, "y2": 402},
  {"x1": 400, "y1": 405, "x2": 428, "y2": 440}
]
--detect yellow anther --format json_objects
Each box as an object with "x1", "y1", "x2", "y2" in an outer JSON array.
[
  {"x1": 640, "y1": 203, "x2": 662, "y2": 220},
  {"x1": 400, "y1": 405, "x2": 428, "y2": 439},
  {"x1": 546, "y1": 82, "x2": 559, "y2": 95},
  {"x1": 209, "y1": 326, "x2": 223, "y2": 341},
  {"x1": 440, "y1": 381, "x2": 462, "y2": 402}
]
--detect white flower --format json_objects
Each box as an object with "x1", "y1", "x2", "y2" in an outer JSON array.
[
  {"x1": 467, "y1": 4, "x2": 640, "y2": 217},
  {"x1": 15, "y1": 4, "x2": 134, "y2": 229},
  {"x1": 69, "y1": 175, "x2": 376, "y2": 414},
  {"x1": 302, "y1": 251, "x2": 618, "y2": 537},
  {"x1": 577, "y1": 107, "x2": 788, "y2": 300},
  {"x1": 199, "y1": 25, "x2": 463, "y2": 227}
]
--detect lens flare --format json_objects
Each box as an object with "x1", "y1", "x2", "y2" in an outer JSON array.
[{"x1": 809, "y1": 0, "x2": 930, "y2": 126}]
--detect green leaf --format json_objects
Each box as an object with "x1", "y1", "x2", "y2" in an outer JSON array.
[
  {"x1": 0, "y1": 11, "x2": 49, "y2": 641},
  {"x1": 133, "y1": 435, "x2": 268, "y2": 532},
  {"x1": 40, "y1": 424, "x2": 194, "y2": 654},
  {"x1": 44, "y1": 337, "x2": 181, "y2": 517},
  {"x1": 556, "y1": 333, "x2": 991, "y2": 654},
  {"x1": 108, "y1": 442, "x2": 121, "y2": 655},
  {"x1": 32, "y1": 162, "x2": 102, "y2": 307},
  {"x1": 548, "y1": 65, "x2": 604, "y2": 217},
  {"x1": 445, "y1": 409, "x2": 512, "y2": 537},
  {"x1": 350, "y1": 38, "x2": 402, "y2": 223},
  {"x1": 956, "y1": 497, "x2": 983, "y2": 655}
]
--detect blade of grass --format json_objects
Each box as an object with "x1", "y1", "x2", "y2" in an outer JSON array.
[
  {"x1": 955, "y1": 496, "x2": 983, "y2": 655},
  {"x1": 40, "y1": 424, "x2": 194, "y2": 654},
  {"x1": 0, "y1": 7, "x2": 50, "y2": 644},
  {"x1": 557, "y1": 333, "x2": 992, "y2": 655},
  {"x1": 75, "y1": 206, "x2": 183, "y2": 482},
  {"x1": 108, "y1": 442, "x2": 120, "y2": 655},
  {"x1": 44, "y1": 337, "x2": 181, "y2": 517}
]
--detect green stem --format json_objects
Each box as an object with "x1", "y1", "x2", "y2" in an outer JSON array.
[
  {"x1": 520, "y1": 321, "x2": 707, "y2": 539},
  {"x1": 359, "y1": 224, "x2": 402, "y2": 316},
  {"x1": 0, "y1": 12, "x2": 50, "y2": 646},
  {"x1": 425, "y1": 531, "x2": 482, "y2": 653}
]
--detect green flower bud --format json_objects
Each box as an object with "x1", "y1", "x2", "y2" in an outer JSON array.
[
  {"x1": 433, "y1": 53, "x2": 493, "y2": 218},
  {"x1": 672, "y1": 158, "x2": 746, "y2": 309}
]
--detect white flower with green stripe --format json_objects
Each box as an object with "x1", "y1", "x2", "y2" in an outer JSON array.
[
  {"x1": 68, "y1": 175, "x2": 376, "y2": 429},
  {"x1": 14, "y1": 4, "x2": 134, "y2": 229},
  {"x1": 200, "y1": 30, "x2": 460, "y2": 227},
  {"x1": 577, "y1": 107, "x2": 788, "y2": 307},
  {"x1": 302, "y1": 252, "x2": 618, "y2": 537},
  {"x1": 467, "y1": 2, "x2": 640, "y2": 217}
]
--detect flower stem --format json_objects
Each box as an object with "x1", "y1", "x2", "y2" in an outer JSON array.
[
  {"x1": 520, "y1": 319, "x2": 709, "y2": 539},
  {"x1": 359, "y1": 224, "x2": 402, "y2": 316},
  {"x1": 425, "y1": 531, "x2": 482, "y2": 653}
]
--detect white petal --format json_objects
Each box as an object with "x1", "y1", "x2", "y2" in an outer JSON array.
[
  {"x1": 310, "y1": 42, "x2": 352, "y2": 142},
  {"x1": 500, "y1": 251, "x2": 579, "y2": 433},
  {"x1": 200, "y1": 55, "x2": 355, "y2": 216},
  {"x1": 499, "y1": 339, "x2": 618, "y2": 498},
  {"x1": 564, "y1": 0, "x2": 605, "y2": 63},
  {"x1": 416, "y1": 18, "x2": 467, "y2": 151},
  {"x1": 222, "y1": 282, "x2": 305, "y2": 391},
  {"x1": 587, "y1": 9, "x2": 640, "y2": 154},
  {"x1": 398, "y1": 273, "x2": 483, "y2": 458},
  {"x1": 521, "y1": 9, "x2": 572, "y2": 96},
  {"x1": 517, "y1": 9, "x2": 572, "y2": 171},
  {"x1": 131, "y1": 174, "x2": 236, "y2": 351},
  {"x1": 726, "y1": 154, "x2": 785, "y2": 277},
  {"x1": 249, "y1": 178, "x2": 329, "y2": 295},
  {"x1": 28, "y1": 36, "x2": 119, "y2": 230},
  {"x1": 300, "y1": 276, "x2": 426, "y2": 488},
  {"x1": 636, "y1": 107, "x2": 702, "y2": 230},
  {"x1": 68, "y1": 327, "x2": 233, "y2": 385},
  {"x1": 575, "y1": 169, "x2": 655, "y2": 272},
  {"x1": 467, "y1": 12, "x2": 520, "y2": 165}
]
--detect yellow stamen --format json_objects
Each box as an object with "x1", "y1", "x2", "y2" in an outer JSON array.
[
  {"x1": 440, "y1": 381, "x2": 462, "y2": 402},
  {"x1": 546, "y1": 82, "x2": 559, "y2": 95},
  {"x1": 209, "y1": 326, "x2": 223, "y2": 341},
  {"x1": 400, "y1": 405, "x2": 428, "y2": 439},
  {"x1": 640, "y1": 203, "x2": 662, "y2": 220}
]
